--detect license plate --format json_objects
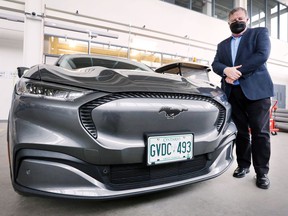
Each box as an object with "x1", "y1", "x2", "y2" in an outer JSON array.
[{"x1": 147, "y1": 134, "x2": 193, "y2": 165}]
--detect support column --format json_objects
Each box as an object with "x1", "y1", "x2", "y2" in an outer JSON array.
[
  {"x1": 234, "y1": 0, "x2": 247, "y2": 9},
  {"x1": 203, "y1": 1, "x2": 212, "y2": 17},
  {"x1": 23, "y1": 0, "x2": 44, "y2": 67}
]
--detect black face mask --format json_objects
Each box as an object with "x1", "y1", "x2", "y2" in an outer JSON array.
[{"x1": 230, "y1": 21, "x2": 246, "y2": 34}]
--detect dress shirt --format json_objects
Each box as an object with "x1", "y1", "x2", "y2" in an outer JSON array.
[{"x1": 231, "y1": 35, "x2": 242, "y2": 85}]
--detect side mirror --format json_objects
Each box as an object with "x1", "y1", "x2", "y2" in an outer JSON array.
[{"x1": 17, "y1": 67, "x2": 29, "y2": 78}]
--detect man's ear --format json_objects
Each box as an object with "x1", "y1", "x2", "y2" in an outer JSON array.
[{"x1": 246, "y1": 18, "x2": 250, "y2": 25}]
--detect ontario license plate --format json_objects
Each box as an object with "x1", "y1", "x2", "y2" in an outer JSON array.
[{"x1": 147, "y1": 134, "x2": 193, "y2": 165}]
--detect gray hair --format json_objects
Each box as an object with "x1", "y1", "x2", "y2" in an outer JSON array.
[{"x1": 228, "y1": 7, "x2": 248, "y2": 19}]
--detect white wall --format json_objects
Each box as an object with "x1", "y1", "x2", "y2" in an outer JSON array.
[
  {"x1": 268, "y1": 38, "x2": 288, "y2": 85},
  {"x1": 0, "y1": 0, "x2": 288, "y2": 120},
  {"x1": 44, "y1": 0, "x2": 229, "y2": 44},
  {"x1": 43, "y1": 0, "x2": 288, "y2": 86},
  {"x1": 0, "y1": 19, "x2": 23, "y2": 120}
]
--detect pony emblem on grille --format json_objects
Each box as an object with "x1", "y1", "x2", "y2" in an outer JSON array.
[{"x1": 159, "y1": 106, "x2": 188, "y2": 119}]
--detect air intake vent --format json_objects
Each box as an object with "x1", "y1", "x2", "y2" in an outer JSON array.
[{"x1": 107, "y1": 154, "x2": 208, "y2": 190}]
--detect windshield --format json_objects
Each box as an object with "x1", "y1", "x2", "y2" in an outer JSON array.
[{"x1": 56, "y1": 55, "x2": 153, "y2": 72}]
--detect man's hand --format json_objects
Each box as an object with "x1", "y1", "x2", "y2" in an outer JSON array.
[
  {"x1": 224, "y1": 65, "x2": 242, "y2": 81},
  {"x1": 225, "y1": 77, "x2": 235, "y2": 84}
]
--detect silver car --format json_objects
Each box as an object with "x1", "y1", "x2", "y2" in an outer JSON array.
[{"x1": 8, "y1": 54, "x2": 236, "y2": 199}]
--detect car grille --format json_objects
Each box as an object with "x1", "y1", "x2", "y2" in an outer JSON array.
[
  {"x1": 79, "y1": 92, "x2": 226, "y2": 138},
  {"x1": 103, "y1": 154, "x2": 208, "y2": 190}
]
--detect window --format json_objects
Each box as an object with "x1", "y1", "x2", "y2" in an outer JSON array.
[
  {"x1": 175, "y1": 0, "x2": 191, "y2": 9},
  {"x1": 269, "y1": 1, "x2": 279, "y2": 39},
  {"x1": 214, "y1": 0, "x2": 234, "y2": 20},
  {"x1": 162, "y1": 0, "x2": 288, "y2": 42},
  {"x1": 248, "y1": 0, "x2": 288, "y2": 42},
  {"x1": 279, "y1": 4, "x2": 288, "y2": 41},
  {"x1": 163, "y1": 0, "x2": 209, "y2": 13},
  {"x1": 249, "y1": 0, "x2": 266, "y2": 28}
]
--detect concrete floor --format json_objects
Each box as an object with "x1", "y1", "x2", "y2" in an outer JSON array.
[{"x1": 1, "y1": 121, "x2": 287, "y2": 216}]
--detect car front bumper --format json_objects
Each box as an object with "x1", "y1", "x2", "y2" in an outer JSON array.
[{"x1": 12, "y1": 125, "x2": 235, "y2": 200}]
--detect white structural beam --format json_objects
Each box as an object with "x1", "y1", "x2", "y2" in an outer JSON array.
[
  {"x1": 23, "y1": 0, "x2": 44, "y2": 67},
  {"x1": 234, "y1": 0, "x2": 248, "y2": 9}
]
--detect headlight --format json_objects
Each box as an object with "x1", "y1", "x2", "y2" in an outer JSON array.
[{"x1": 16, "y1": 78, "x2": 92, "y2": 101}]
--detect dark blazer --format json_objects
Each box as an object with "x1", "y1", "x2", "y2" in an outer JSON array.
[{"x1": 211, "y1": 27, "x2": 274, "y2": 100}]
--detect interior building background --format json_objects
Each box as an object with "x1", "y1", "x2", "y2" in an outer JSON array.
[{"x1": 0, "y1": 0, "x2": 288, "y2": 120}]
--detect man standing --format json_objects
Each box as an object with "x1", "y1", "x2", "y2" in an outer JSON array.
[{"x1": 212, "y1": 7, "x2": 274, "y2": 189}]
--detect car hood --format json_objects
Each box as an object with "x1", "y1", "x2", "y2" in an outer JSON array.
[{"x1": 24, "y1": 64, "x2": 221, "y2": 97}]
